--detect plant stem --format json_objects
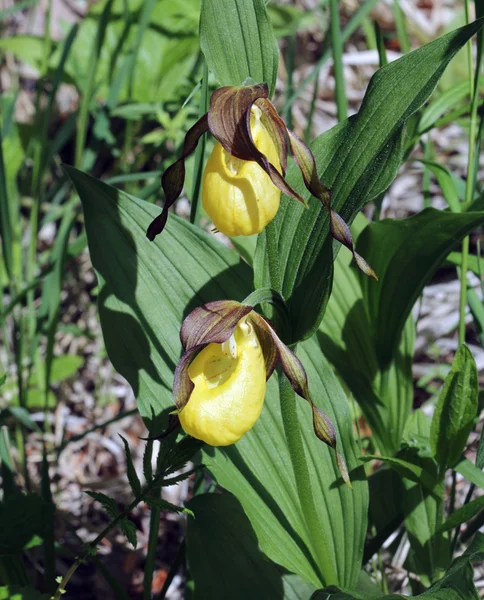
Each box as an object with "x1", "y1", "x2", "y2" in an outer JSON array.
[
  {"x1": 329, "y1": 0, "x2": 348, "y2": 122},
  {"x1": 459, "y1": 0, "x2": 480, "y2": 346},
  {"x1": 143, "y1": 495, "x2": 161, "y2": 600},
  {"x1": 190, "y1": 59, "x2": 209, "y2": 226},
  {"x1": 284, "y1": 33, "x2": 296, "y2": 129},
  {"x1": 278, "y1": 374, "x2": 336, "y2": 585}
]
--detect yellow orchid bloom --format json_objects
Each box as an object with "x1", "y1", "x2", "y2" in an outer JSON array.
[
  {"x1": 170, "y1": 300, "x2": 351, "y2": 486},
  {"x1": 146, "y1": 83, "x2": 376, "y2": 280},
  {"x1": 179, "y1": 316, "x2": 266, "y2": 445},
  {"x1": 202, "y1": 105, "x2": 281, "y2": 237}
]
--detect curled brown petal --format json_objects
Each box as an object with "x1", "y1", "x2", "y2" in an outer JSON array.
[
  {"x1": 147, "y1": 114, "x2": 209, "y2": 241},
  {"x1": 180, "y1": 300, "x2": 252, "y2": 350},
  {"x1": 173, "y1": 345, "x2": 206, "y2": 411},
  {"x1": 286, "y1": 128, "x2": 377, "y2": 280}
]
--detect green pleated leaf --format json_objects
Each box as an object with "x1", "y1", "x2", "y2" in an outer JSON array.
[
  {"x1": 199, "y1": 0, "x2": 279, "y2": 97},
  {"x1": 186, "y1": 493, "x2": 316, "y2": 600},
  {"x1": 357, "y1": 208, "x2": 484, "y2": 371},
  {"x1": 254, "y1": 18, "x2": 484, "y2": 344},
  {"x1": 68, "y1": 168, "x2": 367, "y2": 589},
  {"x1": 430, "y1": 345, "x2": 478, "y2": 470},
  {"x1": 319, "y1": 214, "x2": 414, "y2": 455}
]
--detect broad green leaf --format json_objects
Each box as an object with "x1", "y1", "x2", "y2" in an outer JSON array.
[
  {"x1": 319, "y1": 215, "x2": 414, "y2": 455},
  {"x1": 186, "y1": 493, "x2": 316, "y2": 599},
  {"x1": 357, "y1": 209, "x2": 484, "y2": 371},
  {"x1": 439, "y1": 495, "x2": 484, "y2": 533},
  {"x1": 430, "y1": 345, "x2": 478, "y2": 470},
  {"x1": 68, "y1": 168, "x2": 367, "y2": 588},
  {"x1": 254, "y1": 19, "x2": 484, "y2": 343},
  {"x1": 199, "y1": 0, "x2": 279, "y2": 97}
]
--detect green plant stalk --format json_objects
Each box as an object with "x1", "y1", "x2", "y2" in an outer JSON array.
[
  {"x1": 190, "y1": 59, "x2": 209, "y2": 226},
  {"x1": 143, "y1": 498, "x2": 161, "y2": 600},
  {"x1": 374, "y1": 21, "x2": 388, "y2": 68},
  {"x1": 27, "y1": 0, "x2": 52, "y2": 342},
  {"x1": 362, "y1": 17, "x2": 377, "y2": 50},
  {"x1": 284, "y1": 0, "x2": 379, "y2": 111},
  {"x1": 304, "y1": 67, "x2": 321, "y2": 144},
  {"x1": 278, "y1": 374, "x2": 335, "y2": 585},
  {"x1": 458, "y1": 0, "x2": 480, "y2": 346},
  {"x1": 392, "y1": 0, "x2": 411, "y2": 53},
  {"x1": 422, "y1": 138, "x2": 433, "y2": 209},
  {"x1": 284, "y1": 33, "x2": 296, "y2": 129},
  {"x1": 329, "y1": 0, "x2": 348, "y2": 122},
  {"x1": 75, "y1": 0, "x2": 113, "y2": 168}
]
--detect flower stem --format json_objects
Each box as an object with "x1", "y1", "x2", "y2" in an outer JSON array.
[
  {"x1": 459, "y1": 0, "x2": 480, "y2": 346},
  {"x1": 278, "y1": 373, "x2": 337, "y2": 586}
]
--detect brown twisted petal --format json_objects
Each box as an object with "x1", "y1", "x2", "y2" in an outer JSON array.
[
  {"x1": 285, "y1": 127, "x2": 377, "y2": 280},
  {"x1": 180, "y1": 300, "x2": 252, "y2": 350},
  {"x1": 146, "y1": 114, "x2": 209, "y2": 241},
  {"x1": 249, "y1": 312, "x2": 351, "y2": 487},
  {"x1": 174, "y1": 300, "x2": 254, "y2": 411}
]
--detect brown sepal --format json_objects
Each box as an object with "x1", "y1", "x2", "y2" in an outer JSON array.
[
  {"x1": 286, "y1": 128, "x2": 377, "y2": 281},
  {"x1": 180, "y1": 300, "x2": 252, "y2": 350},
  {"x1": 147, "y1": 113, "x2": 209, "y2": 241}
]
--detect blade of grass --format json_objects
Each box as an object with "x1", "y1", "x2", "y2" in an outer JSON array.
[
  {"x1": 0, "y1": 124, "x2": 13, "y2": 281},
  {"x1": 329, "y1": 0, "x2": 348, "y2": 121},
  {"x1": 143, "y1": 495, "x2": 161, "y2": 600},
  {"x1": 75, "y1": 0, "x2": 114, "y2": 169},
  {"x1": 283, "y1": 33, "x2": 296, "y2": 128},
  {"x1": 392, "y1": 0, "x2": 411, "y2": 53},
  {"x1": 284, "y1": 0, "x2": 379, "y2": 111},
  {"x1": 41, "y1": 446, "x2": 56, "y2": 593},
  {"x1": 190, "y1": 59, "x2": 209, "y2": 226},
  {"x1": 374, "y1": 21, "x2": 388, "y2": 68}
]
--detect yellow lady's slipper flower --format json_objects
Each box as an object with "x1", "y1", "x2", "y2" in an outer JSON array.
[
  {"x1": 202, "y1": 106, "x2": 281, "y2": 237},
  {"x1": 170, "y1": 299, "x2": 351, "y2": 486},
  {"x1": 179, "y1": 316, "x2": 266, "y2": 445},
  {"x1": 146, "y1": 83, "x2": 376, "y2": 280}
]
